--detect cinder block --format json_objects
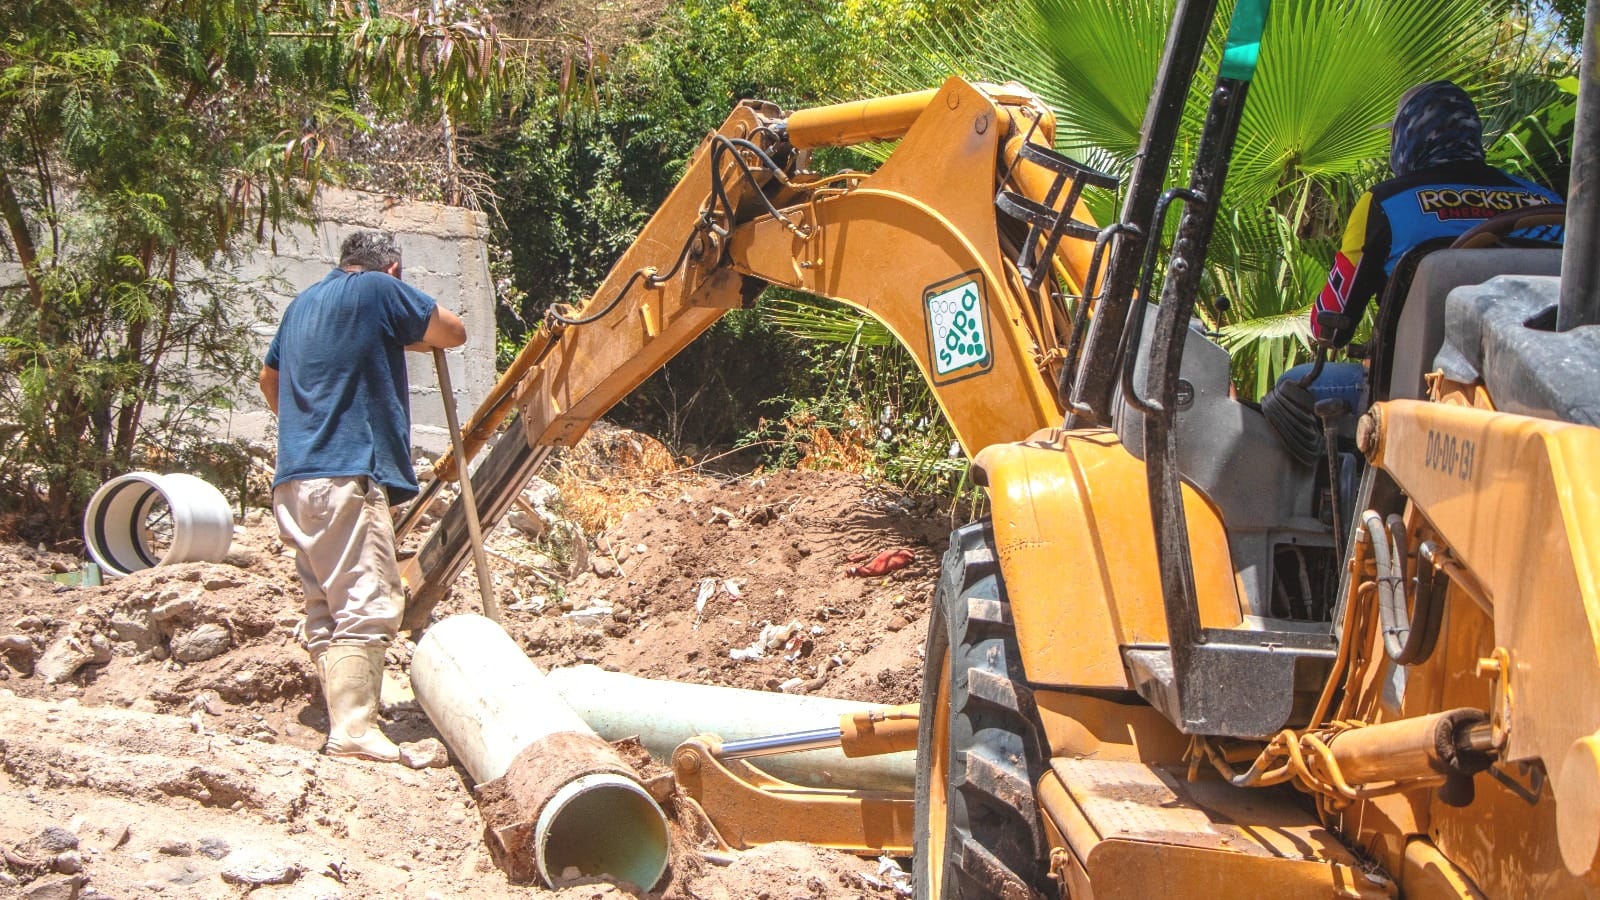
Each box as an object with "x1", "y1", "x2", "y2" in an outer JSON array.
[{"x1": 396, "y1": 235, "x2": 462, "y2": 276}]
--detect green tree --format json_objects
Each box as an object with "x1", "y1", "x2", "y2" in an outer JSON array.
[
  {"x1": 868, "y1": 0, "x2": 1559, "y2": 395},
  {"x1": 478, "y1": 0, "x2": 975, "y2": 460},
  {"x1": 0, "y1": 0, "x2": 516, "y2": 539}
]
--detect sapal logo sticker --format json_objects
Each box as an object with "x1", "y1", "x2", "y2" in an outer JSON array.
[{"x1": 924, "y1": 273, "x2": 992, "y2": 383}]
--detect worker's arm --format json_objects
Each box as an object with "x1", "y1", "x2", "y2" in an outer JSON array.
[
  {"x1": 259, "y1": 364, "x2": 280, "y2": 416},
  {"x1": 1312, "y1": 192, "x2": 1388, "y2": 348},
  {"x1": 405, "y1": 305, "x2": 467, "y2": 352}
]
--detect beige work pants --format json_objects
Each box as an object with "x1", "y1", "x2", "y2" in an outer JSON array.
[{"x1": 273, "y1": 476, "x2": 403, "y2": 655}]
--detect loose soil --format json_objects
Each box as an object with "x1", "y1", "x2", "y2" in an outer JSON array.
[{"x1": 0, "y1": 428, "x2": 951, "y2": 899}]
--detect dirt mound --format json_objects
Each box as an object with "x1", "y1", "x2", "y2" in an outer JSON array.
[
  {"x1": 551, "y1": 468, "x2": 942, "y2": 702},
  {"x1": 0, "y1": 434, "x2": 951, "y2": 898}
]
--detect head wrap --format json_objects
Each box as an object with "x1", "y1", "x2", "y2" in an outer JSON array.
[{"x1": 1388, "y1": 81, "x2": 1485, "y2": 176}]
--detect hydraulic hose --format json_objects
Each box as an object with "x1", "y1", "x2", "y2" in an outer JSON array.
[{"x1": 1365, "y1": 511, "x2": 1419, "y2": 663}]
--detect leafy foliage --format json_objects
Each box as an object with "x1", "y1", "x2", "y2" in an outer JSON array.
[
  {"x1": 1535, "y1": 0, "x2": 1588, "y2": 48},
  {"x1": 866, "y1": 0, "x2": 1571, "y2": 394},
  {"x1": 0, "y1": 0, "x2": 517, "y2": 540},
  {"x1": 477, "y1": 0, "x2": 977, "y2": 484},
  {"x1": 750, "y1": 296, "x2": 972, "y2": 499}
]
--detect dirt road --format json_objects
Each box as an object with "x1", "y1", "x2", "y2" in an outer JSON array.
[{"x1": 0, "y1": 443, "x2": 948, "y2": 898}]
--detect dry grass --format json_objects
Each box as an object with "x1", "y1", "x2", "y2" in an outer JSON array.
[
  {"x1": 776, "y1": 409, "x2": 875, "y2": 476},
  {"x1": 548, "y1": 424, "x2": 711, "y2": 535}
]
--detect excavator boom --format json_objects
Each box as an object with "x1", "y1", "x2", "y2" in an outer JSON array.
[{"x1": 403, "y1": 77, "x2": 1113, "y2": 620}]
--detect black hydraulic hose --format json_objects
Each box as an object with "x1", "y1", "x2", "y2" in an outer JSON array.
[
  {"x1": 1378, "y1": 514, "x2": 1450, "y2": 665},
  {"x1": 707, "y1": 135, "x2": 799, "y2": 233},
  {"x1": 547, "y1": 268, "x2": 658, "y2": 327},
  {"x1": 1398, "y1": 541, "x2": 1450, "y2": 665},
  {"x1": 549, "y1": 133, "x2": 793, "y2": 330}
]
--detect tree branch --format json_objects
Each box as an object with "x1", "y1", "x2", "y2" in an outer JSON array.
[{"x1": 0, "y1": 167, "x2": 43, "y2": 306}]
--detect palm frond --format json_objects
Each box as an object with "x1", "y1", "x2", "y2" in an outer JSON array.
[
  {"x1": 763, "y1": 295, "x2": 897, "y2": 347},
  {"x1": 1228, "y1": 0, "x2": 1505, "y2": 209}
]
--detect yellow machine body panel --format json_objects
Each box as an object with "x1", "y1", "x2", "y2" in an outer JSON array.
[
  {"x1": 731, "y1": 78, "x2": 1068, "y2": 454},
  {"x1": 1039, "y1": 762, "x2": 1392, "y2": 900},
  {"x1": 1347, "y1": 397, "x2": 1600, "y2": 891},
  {"x1": 973, "y1": 429, "x2": 1243, "y2": 689}
]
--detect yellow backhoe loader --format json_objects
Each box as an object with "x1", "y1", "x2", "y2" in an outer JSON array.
[{"x1": 403, "y1": 1, "x2": 1600, "y2": 896}]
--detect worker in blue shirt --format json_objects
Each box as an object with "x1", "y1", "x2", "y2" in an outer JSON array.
[{"x1": 259, "y1": 231, "x2": 466, "y2": 762}]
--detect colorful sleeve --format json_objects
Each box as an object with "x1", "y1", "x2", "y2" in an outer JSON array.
[{"x1": 1312, "y1": 192, "x2": 1386, "y2": 346}]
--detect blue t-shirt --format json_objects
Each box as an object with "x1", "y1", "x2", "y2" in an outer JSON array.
[{"x1": 264, "y1": 268, "x2": 437, "y2": 502}]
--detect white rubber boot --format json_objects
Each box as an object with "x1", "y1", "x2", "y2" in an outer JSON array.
[
  {"x1": 308, "y1": 646, "x2": 325, "y2": 688},
  {"x1": 322, "y1": 643, "x2": 400, "y2": 762}
]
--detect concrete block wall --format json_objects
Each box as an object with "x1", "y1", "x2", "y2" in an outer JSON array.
[{"x1": 231, "y1": 187, "x2": 497, "y2": 458}]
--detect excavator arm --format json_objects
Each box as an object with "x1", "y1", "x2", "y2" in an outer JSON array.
[{"x1": 403, "y1": 76, "x2": 1114, "y2": 625}]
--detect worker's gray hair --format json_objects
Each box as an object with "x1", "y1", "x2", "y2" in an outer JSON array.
[{"x1": 338, "y1": 230, "x2": 403, "y2": 271}]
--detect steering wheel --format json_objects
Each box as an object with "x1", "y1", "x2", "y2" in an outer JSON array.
[{"x1": 1450, "y1": 202, "x2": 1566, "y2": 249}]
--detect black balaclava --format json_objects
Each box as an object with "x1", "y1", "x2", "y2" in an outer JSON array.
[{"x1": 1389, "y1": 81, "x2": 1485, "y2": 176}]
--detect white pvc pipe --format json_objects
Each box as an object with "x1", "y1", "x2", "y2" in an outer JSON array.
[
  {"x1": 412, "y1": 614, "x2": 596, "y2": 782},
  {"x1": 412, "y1": 615, "x2": 669, "y2": 890},
  {"x1": 544, "y1": 665, "x2": 917, "y2": 791},
  {"x1": 83, "y1": 472, "x2": 233, "y2": 577}
]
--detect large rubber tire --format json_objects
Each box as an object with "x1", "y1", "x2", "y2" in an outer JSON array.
[{"x1": 914, "y1": 522, "x2": 1052, "y2": 900}]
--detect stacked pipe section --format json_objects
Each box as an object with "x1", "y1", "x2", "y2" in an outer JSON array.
[
  {"x1": 543, "y1": 665, "x2": 916, "y2": 791},
  {"x1": 411, "y1": 614, "x2": 669, "y2": 889}
]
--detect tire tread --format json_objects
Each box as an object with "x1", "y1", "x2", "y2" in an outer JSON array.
[{"x1": 915, "y1": 522, "x2": 1052, "y2": 900}]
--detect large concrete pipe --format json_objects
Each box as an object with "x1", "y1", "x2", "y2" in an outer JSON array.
[
  {"x1": 544, "y1": 666, "x2": 916, "y2": 791},
  {"x1": 83, "y1": 472, "x2": 233, "y2": 577},
  {"x1": 411, "y1": 615, "x2": 669, "y2": 890}
]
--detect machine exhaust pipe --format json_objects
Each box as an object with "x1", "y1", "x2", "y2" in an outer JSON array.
[
  {"x1": 543, "y1": 665, "x2": 916, "y2": 791},
  {"x1": 411, "y1": 615, "x2": 669, "y2": 890}
]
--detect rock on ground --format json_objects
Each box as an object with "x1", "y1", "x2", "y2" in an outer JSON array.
[
  {"x1": 220, "y1": 847, "x2": 301, "y2": 885},
  {"x1": 170, "y1": 622, "x2": 233, "y2": 663},
  {"x1": 400, "y1": 738, "x2": 450, "y2": 769},
  {"x1": 0, "y1": 453, "x2": 949, "y2": 898}
]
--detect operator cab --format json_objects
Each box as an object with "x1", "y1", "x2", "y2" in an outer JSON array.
[
  {"x1": 1114, "y1": 318, "x2": 1338, "y2": 625},
  {"x1": 1109, "y1": 216, "x2": 1566, "y2": 738}
]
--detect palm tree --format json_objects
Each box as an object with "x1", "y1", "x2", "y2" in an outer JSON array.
[{"x1": 855, "y1": 0, "x2": 1526, "y2": 394}]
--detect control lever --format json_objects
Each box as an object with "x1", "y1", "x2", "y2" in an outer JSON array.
[{"x1": 1315, "y1": 397, "x2": 1351, "y2": 560}]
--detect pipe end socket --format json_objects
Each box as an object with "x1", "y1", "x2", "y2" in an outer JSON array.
[
  {"x1": 83, "y1": 472, "x2": 233, "y2": 577},
  {"x1": 535, "y1": 772, "x2": 670, "y2": 890}
]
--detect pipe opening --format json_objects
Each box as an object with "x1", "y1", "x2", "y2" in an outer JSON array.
[
  {"x1": 536, "y1": 773, "x2": 670, "y2": 890},
  {"x1": 83, "y1": 472, "x2": 233, "y2": 577}
]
